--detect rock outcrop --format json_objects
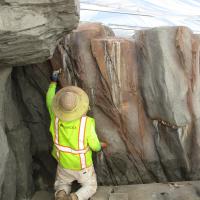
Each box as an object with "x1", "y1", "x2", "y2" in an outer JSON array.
[
  {"x1": 136, "y1": 27, "x2": 200, "y2": 180},
  {"x1": 0, "y1": 0, "x2": 79, "y2": 66},
  {"x1": 56, "y1": 24, "x2": 200, "y2": 184}
]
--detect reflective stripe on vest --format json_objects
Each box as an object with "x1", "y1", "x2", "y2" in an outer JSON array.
[
  {"x1": 54, "y1": 143, "x2": 89, "y2": 154},
  {"x1": 54, "y1": 116, "x2": 88, "y2": 169},
  {"x1": 79, "y1": 116, "x2": 87, "y2": 169},
  {"x1": 54, "y1": 117, "x2": 60, "y2": 159}
]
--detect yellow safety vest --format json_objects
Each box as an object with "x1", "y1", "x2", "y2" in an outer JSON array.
[{"x1": 46, "y1": 83, "x2": 101, "y2": 170}]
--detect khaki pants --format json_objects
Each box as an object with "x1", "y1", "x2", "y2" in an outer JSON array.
[{"x1": 54, "y1": 165, "x2": 97, "y2": 200}]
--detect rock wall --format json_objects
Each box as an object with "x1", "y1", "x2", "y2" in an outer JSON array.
[
  {"x1": 0, "y1": 64, "x2": 56, "y2": 200},
  {"x1": 54, "y1": 23, "x2": 200, "y2": 184},
  {"x1": 0, "y1": 22, "x2": 200, "y2": 199},
  {"x1": 136, "y1": 27, "x2": 200, "y2": 180},
  {"x1": 0, "y1": 66, "x2": 12, "y2": 199}
]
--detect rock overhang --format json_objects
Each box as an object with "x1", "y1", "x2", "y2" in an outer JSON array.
[{"x1": 0, "y1": 0, "x2": 80, "y2": 66}]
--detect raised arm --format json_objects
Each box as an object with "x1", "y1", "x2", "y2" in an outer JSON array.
[
  {"x1": 46, "y1": 82, "x2": 57, "y2": 117},
  {"x1": 46, "y1": 68, "x2": 62, "y2": 116}
]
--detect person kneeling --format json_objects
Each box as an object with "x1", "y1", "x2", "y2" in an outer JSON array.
[{"x1": 46, "y1": 70, "x2": 107, "y2": 200}]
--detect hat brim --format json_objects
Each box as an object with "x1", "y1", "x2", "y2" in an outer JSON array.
[{"x1": 52, "y1": 86, "x2": 89, "y2": 122}]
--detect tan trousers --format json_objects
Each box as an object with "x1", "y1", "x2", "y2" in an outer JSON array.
[{"x1": 54, "y1": 165, "x2": 97, "y2": 200}]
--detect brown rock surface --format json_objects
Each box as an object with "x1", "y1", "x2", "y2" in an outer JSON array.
[
  {"x1": 90, "y1": 37, "x2": 165, "y2": 184},
  {"x1": 57, "y1": 24, "x2": 200, "y2": 184}
]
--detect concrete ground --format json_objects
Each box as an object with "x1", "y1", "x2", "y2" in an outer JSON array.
[{"x1": 31, "y1": 181, "x2": 200, "y2": 200}]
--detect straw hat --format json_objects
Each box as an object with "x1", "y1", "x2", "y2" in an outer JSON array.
[{"x1": 52, "y1": 86, "x2": 89, "y2": 122}]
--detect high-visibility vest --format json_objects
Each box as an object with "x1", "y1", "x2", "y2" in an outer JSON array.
[{"x1": 49, "y1": 115, "x2": 98, "y2": 170}]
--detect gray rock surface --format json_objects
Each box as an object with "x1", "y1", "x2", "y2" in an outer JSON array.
[
  {"x1": 0, "y1": 0, "x2": 79, "y2": 66},
  {"x1": 0, "y1": 70, "x2": 34, "y2": 200},
  {"x1": 1, "y1": 149, "x2": 16, "y2": 200},
  {"x1": 58, "y1": 24, "x2": 199, "y2": 184},
  {"x1": 11, "y1": 65, "x2": 57, "y2": 194},
  {"x1": 1, "y1": 64, "x2": 54, "y2": 199},
  {"x1": 0, "y1": 66, "x2": 12, "y2": 198},
  {"x1": 135, "y1": 27, "x2": 193, "y2": 126}
]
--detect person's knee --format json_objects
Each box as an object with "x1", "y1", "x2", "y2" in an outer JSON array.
[{"x1": 54, "y1": 180, "x2": 71, "y2": 195}]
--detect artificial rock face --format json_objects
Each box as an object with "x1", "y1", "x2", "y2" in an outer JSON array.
[
  {"x1": 136, "y1": 27, "x2": 200, "y2": 180},
  {"x1": 0, "y1": 0, "x2": 79, "y2": 66},
  {"x1": 1, "y1": 64, "x2": 55, "y2": 200},
  {"x1": 59, "y1": 24, "x2": 200, "y2": 184},
  {"x1": 49, "y1": 23, "x2": 155, "y2": 185},
  {"x1": 1, "y1": 22, "x2": 200, "y2": 200}
]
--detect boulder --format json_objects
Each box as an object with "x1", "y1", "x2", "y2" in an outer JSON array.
[
  {"x1": 135, "y1": 27, "x2": 193, "y2": 126},
  {"x1": 1, "y1": 70, "x2": 34, "y2": 199},
  {"x1": 0, "y1": 0, "x2": 79, "y2": 66},
  {"x1": 61, "y1": 24, "x2": 164, "y2": 184},
  {"x1": 11, "y1": 64, "x2": 57, "y2": 193},
  {"x1": 136, "y1": 26, "x2": 200, "y2": 180},
  {"x1": 90, "y1": 37, "x2": 165, "y2": 184}
]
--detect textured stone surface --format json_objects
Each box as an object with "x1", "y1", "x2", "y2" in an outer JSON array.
[
  {"x1": 51, "y1": 24, "x2": 200, "y2": 185},
  {"x1": 11, "y1": 65, "x2": 57, "y2": 193},
  {"x1": 1, "y1": 149, "x2": 16, "y2": 200},
  {"x1": 0, "y1": 66, "x2": 12, "y2": 198},
  {"x1": 136, "y1": 26, "x2": 200, "y2": 180},
  {"x1": 135, "y1": 27, "x2": 193, "y2": 126},
  {"x1": 0, "y1": 0, "x2": 79, "y2": 66},
  {"x1": 0, "y1": 64, "x2": 55, "y2": 199}
]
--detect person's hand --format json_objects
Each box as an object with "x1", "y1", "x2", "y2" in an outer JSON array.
[
  {"x1": 51, "y1": 69, "x2": 62, "y2": 82},
  {"x1": 101, "y1": 142, "x2": 107, "y2": 149}
]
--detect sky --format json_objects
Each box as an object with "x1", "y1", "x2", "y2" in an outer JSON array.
[{"x1": 80, "y1": 0, "x2": 200, "y2": 36}]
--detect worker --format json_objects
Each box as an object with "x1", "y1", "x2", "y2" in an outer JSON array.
[{"x1": 46, "y1": 69, "x2": 107, "y2": 200}]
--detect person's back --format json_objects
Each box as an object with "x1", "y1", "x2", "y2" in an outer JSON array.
[{"x1": 49, "y1": 115, "x2": 101, "y2": 170}]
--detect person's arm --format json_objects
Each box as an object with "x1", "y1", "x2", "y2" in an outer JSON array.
[
  {"x1": 46, "y1": 69, "x2": 61, "y2": 116},
  {"x1": 87, "y1": 119, "x2": 102, "y2": 152},
  {"x1": 46, "y1": 82, "x2": 57, "y2": 117}
]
